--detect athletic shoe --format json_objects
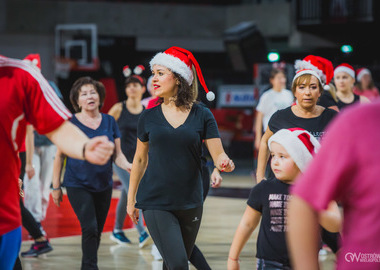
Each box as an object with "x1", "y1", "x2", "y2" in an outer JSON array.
[
  {"x1": 151, "y1": 244, "x2": 162, "y2": 261},
  {"x1": 139, "y1": 231, "x2": 152, "y2": 248},
  {"x1": 110, "y1": 231, "x2": 132, "y2": 245},
  {"x1": 21, "y1": 240, "x2": 53, "y2": 257}
]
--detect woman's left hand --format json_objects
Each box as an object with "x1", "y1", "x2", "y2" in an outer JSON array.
[{"x1": 127, "y1": 201, "x2": 140, "y2": 225}]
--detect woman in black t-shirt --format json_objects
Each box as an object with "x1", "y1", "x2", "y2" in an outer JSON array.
[
  {"x1": 334, "y1": 63, "x2": 370, "y2": 110},
  {"x1": 108, "y1": 75, "x2": 152, "y2": 247},
  {"x1": 256, "y1": 73, "x2": 337, "y2": 182},
  {"x1": 127, "y1": 47, "x2": 234, "y2": 270}
]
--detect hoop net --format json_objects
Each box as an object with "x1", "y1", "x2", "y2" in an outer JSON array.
[{"x1": 54, "y1": 58, "x2": 76, "y2": 79}]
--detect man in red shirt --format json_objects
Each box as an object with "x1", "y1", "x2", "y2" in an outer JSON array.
[{"x1": 0, "y1": 55, "x2": 115, "y2": 269}]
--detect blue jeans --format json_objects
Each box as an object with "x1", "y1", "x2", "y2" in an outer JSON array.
[
  {"x1": 113, "y1": 164, "x2": 146, "y2": 235},
  {"x1": 0, "y1": 226, "x2": 21, "y2": 270},
  {"x1": 256, "y1": 258, "x2": 291, "y2": 270}
]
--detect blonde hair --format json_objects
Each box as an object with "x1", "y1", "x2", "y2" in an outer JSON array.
[{"x1": 291, "y1": 74, "x2": 323, "y2": 94}]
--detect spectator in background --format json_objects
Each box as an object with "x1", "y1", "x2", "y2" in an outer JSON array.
[
  {"x1": 287, "y1": 100, "x2": 380, "y2": 270},
  {"x1": 353, "y1": 67, "x2": 379, "y2": 101},
  {"x1": 254, "y1": 68, "x2": 294, "y2": 151},
  {"x1": 141, "y1": 75, "x2": 155, "y2": 108},
  {"x1": 52, "y1": 77, "x2": 131, "y2": 270},
  {"x1": 334, "y1": 63, "x2": 370, "y2": 110},
  {"x1": 108, "y1": 74, "x2": 151, "y2": 247},
  {"x1": 22, "y1": 54, "x2": 64, "y2": 235}
]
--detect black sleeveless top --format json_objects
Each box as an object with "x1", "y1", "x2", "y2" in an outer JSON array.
[
  {"x1": 117, "y1": 101, "x2": 144, "y2": 163},
  {"x1": 337, "y1": 94, "x2": 360, "y2": 110}
]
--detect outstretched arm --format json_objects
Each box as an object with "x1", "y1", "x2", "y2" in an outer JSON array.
[
  {"x1": 254, "y1": 111, "x2": 263, "y2": 151},
  {"x1": 51, "y1": 148, "x2": 65, "y2": 207},
  {"x1": 204, "y1": 138, "x2": 235, "y2": 172},
  {"x1": 46, "y1": 121, "x2": 114, "y2": 165},
  {"x1": 319, "y1": 201, "x2": 342, "y2": 233},
  {"x1": 25, "y1": 125, "x2": 35, "y2": 179},
  {"x1": 287, "y1": 195, "x2": 320, "y2": 270},
  {"x1": 228, "y1": 206, "x2": 261, "y2": 270}
]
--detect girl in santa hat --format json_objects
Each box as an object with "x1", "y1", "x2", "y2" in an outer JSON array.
[
  {"x1": 334, "y1": 63, "x2": 370, "y2": 110},
  {"x1": 353, "y1": 67, "x2": 379, "y2": 101},
  {"x1": 127, "y1": 47, "x2": 234, "y2": 269}
]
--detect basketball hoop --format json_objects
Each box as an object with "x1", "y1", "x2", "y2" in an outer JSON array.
[{"x1": 54, "y1": 57, "x2": 76, "y2": 79}]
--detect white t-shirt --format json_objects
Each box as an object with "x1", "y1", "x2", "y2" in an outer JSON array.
[{"x1": 256, "y1": 89, "x2": 294, "y2": 131}]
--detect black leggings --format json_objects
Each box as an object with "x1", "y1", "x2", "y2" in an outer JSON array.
[
  {"x1": 66, "y1": 186, "x2": 112, "y2": 270},
  {"x1": 143, "y1": 206, "x2": 203, "y2": 270},
  {"x1": 188, "y1": 166, "x2": 211, "y2": 270}
]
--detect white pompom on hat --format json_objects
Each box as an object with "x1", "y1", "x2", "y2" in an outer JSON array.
[
  {"x1": 23, "y1": 54, "x2": 41, "y2": 71},
  {"x1": 293, "y1": 55, "x2": 334, "y2": 91},
  {"x1": 268, "y1": 128, "x2": 320, "y2": 172},
  {"x1": 149, "y1": 46, "x2": 215, "y2": 101},
  {"x1": 123, "y1": 65, "x2": 132, "y2": 77},
  {"x1": 133, "y1": 64, "x2": 145, "y2": 75},
  {"x1": 334, "y1": 63, "x2": 355, "y2": 79}
]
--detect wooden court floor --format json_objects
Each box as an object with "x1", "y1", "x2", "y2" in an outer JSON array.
[{"x1": 19, "y1": 174, "x2": 336, "y2": 270}]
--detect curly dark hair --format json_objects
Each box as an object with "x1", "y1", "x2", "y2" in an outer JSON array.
[
  {"x1": 157, "y1": 67, "x2": 198, "y2": 110},
  {"x1": 69, "y1": 76, "x2": 106, "y2": 112}
]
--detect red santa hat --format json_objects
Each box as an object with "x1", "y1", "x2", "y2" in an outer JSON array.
[
  {"x1": 268, "y1": 128, "x2": 320, "y2": 172},
  {"x1": 293, "y1": 55, "x2": 334, "y2": 91},
  {"x1": 149, "y1": 46, "x2": 215, "y2": 101},
  {"x1": 334, "y1": 63, "x2": 355, "y2": 79},
  {"x1": 23, "y1": 54, "x2": 41, "y2": 70},
  {"x1": 356, "y1": 67, "x2": 371, "y2": 82}
]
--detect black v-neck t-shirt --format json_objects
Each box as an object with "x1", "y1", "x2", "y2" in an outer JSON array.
[
  {"x1": 136, "y1": 103, "x2": 220, "y2": 210},
  {"x1": 268, "y1": 106, "x2": 338, "y2": 141}
]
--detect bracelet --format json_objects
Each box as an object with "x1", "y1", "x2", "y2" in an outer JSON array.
[
  {"x1": 82, "y1": 142, "x2": 87, "y2": 161},
  {"x1": 228, "y1": 256, "x2": 239, "y2": 262},
  {"x1": 52, "y1": 186, "x2": 61, "y2": 191}
]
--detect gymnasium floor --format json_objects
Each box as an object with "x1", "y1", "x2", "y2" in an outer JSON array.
[{"x1": 19, "y1": 171, "x2": 336, "y2": 270}]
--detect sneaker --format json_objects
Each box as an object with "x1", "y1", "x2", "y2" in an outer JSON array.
[
  {"x1": 139, "y1": 231, "x2": 152, "y2": 248},
  {"x1": 110, "y1": 231, "x2": 132, "y2": 245},
  {"x1": 21, "y1": 240, "x2": 53, "y2": 257},
  {"x1": 151, "y1": 244, "x2": 162, "y2": 261},
  {"x1": 319, "y1": 248, "x2": 328, "y2": 256}
]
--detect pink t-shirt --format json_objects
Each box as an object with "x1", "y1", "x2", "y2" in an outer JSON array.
[
  {"x1": 353, "y1": 86, "x2": 380, "y2": 101},
  {"x1": 292, "y1": 100, "x2": 380, "y2": 269}
]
